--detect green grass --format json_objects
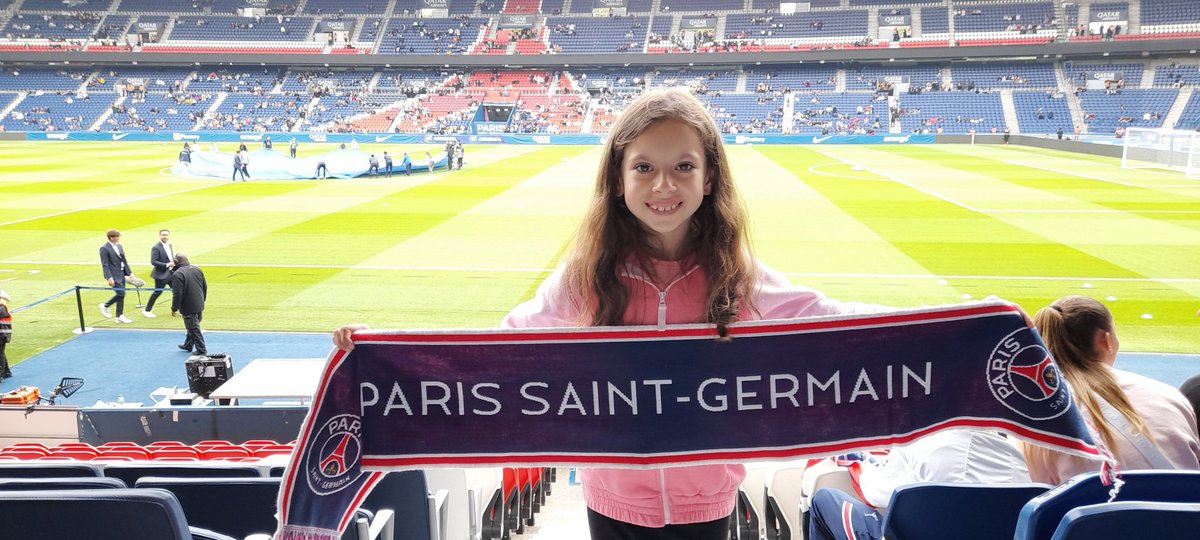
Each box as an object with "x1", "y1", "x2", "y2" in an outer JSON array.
[{"x1": 1, "y1": 141, "x2": 1198, "y2": 364}]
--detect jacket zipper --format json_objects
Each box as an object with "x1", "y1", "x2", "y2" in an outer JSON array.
[
  {"x1": 657, "y1": 291, "x2": 667, "y2": 330},
  {"x1": 620, "y1": 265, "x2": 700, "y2": 331}
]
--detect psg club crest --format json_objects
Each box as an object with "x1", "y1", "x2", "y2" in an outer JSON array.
[
  {"x1": 986, "y1": 327, "x2": 1072, "y2": 421},
  {"x1": 305, "y1": 414, "x2": 365, "y2": 496}
]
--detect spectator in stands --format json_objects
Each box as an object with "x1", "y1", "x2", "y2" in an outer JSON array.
[
  {"x1": 333, "y1": 87, "x2": 883, "y2": 538},
  {"x1": 98, "y1": 228, "x2": 135, "y2": 324},
  {"x1": 170, "y1": 253, "x2": 208, "y2": 356},
  {"x1": 0, "y1": 288, "x2": 12, "y2": 381},
  {"x1": 1022, "y1": 296, "x2": 1200, "y2": 484},
  {"x1": 1181, "y1": 374, "x2": 1200, "y2": 428},
  {"x1": 808, "y1": 429, "x2": 1030, "y2": 540}
]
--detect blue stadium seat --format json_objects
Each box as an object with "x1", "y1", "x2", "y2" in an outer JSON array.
[
  {"x1": 1014, "y1": 470, "x2": 1200, "y2": 540},
  {"x1": 0, "y1": 477, "x2": 127, "y2": 490},
  {"x1": 0, "y1": 462, "x2": 102, "y2": 477},
  {"x1": 135, "y1": 476, "x2": 282, "y2": 539},
  {"x1": 102, "y1": 463, "x2": 261, "y2": 487},
  {"x1": 0, "y1": 488, "x2": 236, "y2": 540},
  {"x1": 362, "y1": 470, "x2": 450, "y2": 540},
  {"x1": 882, "y1": 482, "x2": 1053, "y2": 540},
  {"x1": 1050, "y1": 501, "x2": 1200, "y2": 540}
]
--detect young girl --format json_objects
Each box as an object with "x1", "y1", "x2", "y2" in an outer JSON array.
[
  {"x1": 1022, "y1": 295, "x2": 1200, "y2": 484},
  {"x1": 334, "y1": 88, "x2": 887, "y2": 538}
]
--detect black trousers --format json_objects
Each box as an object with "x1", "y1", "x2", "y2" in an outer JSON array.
[
  {"x1": 182, "y1": 312, "x2": 206, "y2": 354},
  {"x1": 144, "y1": 278, "x2": 170, "y2": 311},
  {"x1": 104, "y1": 279, "x2": 125, "y2": 316},
  {"x1": 0, "y1": 340, "x2": 11, "y2": 378},
  {"x1": 586, "y1": 508, "x2": 730, "y2": 540}
]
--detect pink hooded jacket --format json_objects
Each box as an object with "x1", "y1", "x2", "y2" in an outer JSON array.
[{"x1": 501, "y1": 258, "x2": 886, "y2": 528}]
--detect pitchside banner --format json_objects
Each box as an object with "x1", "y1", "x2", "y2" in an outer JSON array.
[{"x1": 275, "y1": 302, "x2": 1101, "y2": 539}]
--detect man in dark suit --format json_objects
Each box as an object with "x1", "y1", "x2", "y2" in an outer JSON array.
[
  {"x1": 99, "y1": 229, "x2": 134, "y2": 324},
  {"x1": 142, "y1": 229, "x2": 175, "y2": 318},
  {"x1": 170, "y1": 252, "x2": 207, "y2": 355}
]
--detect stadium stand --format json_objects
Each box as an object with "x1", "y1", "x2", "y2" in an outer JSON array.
[
  {"x1": 1078, "y1": 87, "x2": 1178, "y2": 132},
  {"x1": 1175, "y1": 91, "x2": 1200, "y2": 130},
  {"x1": 1011, "y1": 91, "x2": 1074, "y2": 134},
  {"x1": 0, "y1": 1, "x2": 1195, "y2": 139}
]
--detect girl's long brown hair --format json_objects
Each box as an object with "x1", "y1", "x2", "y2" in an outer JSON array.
[
  {"x1": 1032, "y1": 295, "x2": 1148, "y2": 459},
  {"x1": 561, "y1": 88, "x2": 755, "y2": 336}
]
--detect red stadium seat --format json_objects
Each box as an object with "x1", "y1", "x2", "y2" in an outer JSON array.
[
  {"x1": 97, "y1": 449, "x2": 152, "y2": 460},
  {"x1": 201, "y1": 447, "x2": 253, "y2": 460},
  {"x1": 152, "y1": 448, "x2": 202, "y2": 460}
]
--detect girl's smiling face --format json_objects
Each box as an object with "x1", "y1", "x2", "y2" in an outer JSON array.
[{"x1": 617, "y1": 118, "x2": 711, "y2": 260}]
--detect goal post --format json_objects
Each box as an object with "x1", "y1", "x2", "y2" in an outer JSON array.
[{"x1": 1121, "y1": 128, "x2": 1200, "y2": 178}]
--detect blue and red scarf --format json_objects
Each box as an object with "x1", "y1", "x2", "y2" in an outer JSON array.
[{"x1": 276, "y1": 301, "x2": 1100, "y2": 539}]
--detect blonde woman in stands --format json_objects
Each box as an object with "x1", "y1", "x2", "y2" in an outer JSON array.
[{"x1": 1023, "y1": 295, "x2": 1200, "y2": 484}]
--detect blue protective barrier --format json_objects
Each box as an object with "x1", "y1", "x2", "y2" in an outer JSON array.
[{"x1": 171, "y1": 148, "x2": 448, "y2": 180}]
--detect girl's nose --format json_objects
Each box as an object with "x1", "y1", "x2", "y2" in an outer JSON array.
[{"x1": 652, "y1": 174, "x2": 676, "y2": 192}]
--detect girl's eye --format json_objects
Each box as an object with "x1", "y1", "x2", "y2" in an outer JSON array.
[
  {"x1": 677, "y1": 163, "x2": 695, "y2": 171},
  {"x1": 634, "y1": 164, "x2": 652, "y2": 173}
]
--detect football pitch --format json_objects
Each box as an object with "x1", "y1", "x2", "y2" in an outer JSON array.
[{"x1": 1, "y1": 140, "x2": 1198, "y2": 365}]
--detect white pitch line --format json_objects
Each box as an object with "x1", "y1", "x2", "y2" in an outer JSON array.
[
  {"x1": 983, "y1": 208, "x2": 1200, "y2": 214},
  {"x1": 3, "y1": 259, "x2": 1199, "y2": 284},
  {"x1": 1004, "y1": 160, "x2": 1196, "y2": 188},
  {"x1": 0, "y1": 183, "x2": 217, "y2": 228},
  {"x1": 805, "y1": 163, "x2": 888, "y2": 182},
  {"x1": 811, "y1": 149, "x2": 984, "y2": 212}
]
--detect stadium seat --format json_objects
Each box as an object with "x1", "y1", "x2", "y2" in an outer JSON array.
[
  {"x1": 361, "y1": 470, "x2": 449, "y2": 540},
  {"x1": 0, "y1": 462, "x2": 102, "y2": 477},
  {"x1": 201, "y1": 446, "x2": 253, "y2": 460},
  {"x1": 1014, "y1": 470, "x2": 1200, "y2": 540},
  {"x1": 0, "y1": 488, "x2": 236, "y2": 540},
  {"x1": 0, "y1": 477, "x2": 128, "y2": 490},
  {"x1": 882, "y1": 482, "x2": 1052, "y2": 540},
  {"x1": 1049, "y1": 501, "x2": 1200, "y2": 540},
  {"x1": 764, "y1": 465, "x2": 814, "y2": 540},
  {"x1": 102, "y1": 463, "x2": 261, "y2": 487},
  {"x1": 135, "y1": 477, "x2": 282, "y2": 539},
  {"x1": 153, "y1": 447, "x2": 203, "y2": 460}
]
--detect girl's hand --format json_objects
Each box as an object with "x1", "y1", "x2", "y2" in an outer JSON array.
[{"x1": 333, "y1": 324, "x2": 370, "y2": 352}]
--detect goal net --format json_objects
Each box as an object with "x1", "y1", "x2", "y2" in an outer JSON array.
[{"x1": 1121, "y1": 128, "x2": 1200, "y2": 178}]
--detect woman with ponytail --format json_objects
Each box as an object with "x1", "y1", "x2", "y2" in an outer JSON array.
[{"x1": 1024, "y1": 295, "x2": 1200, "y2": 483}]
